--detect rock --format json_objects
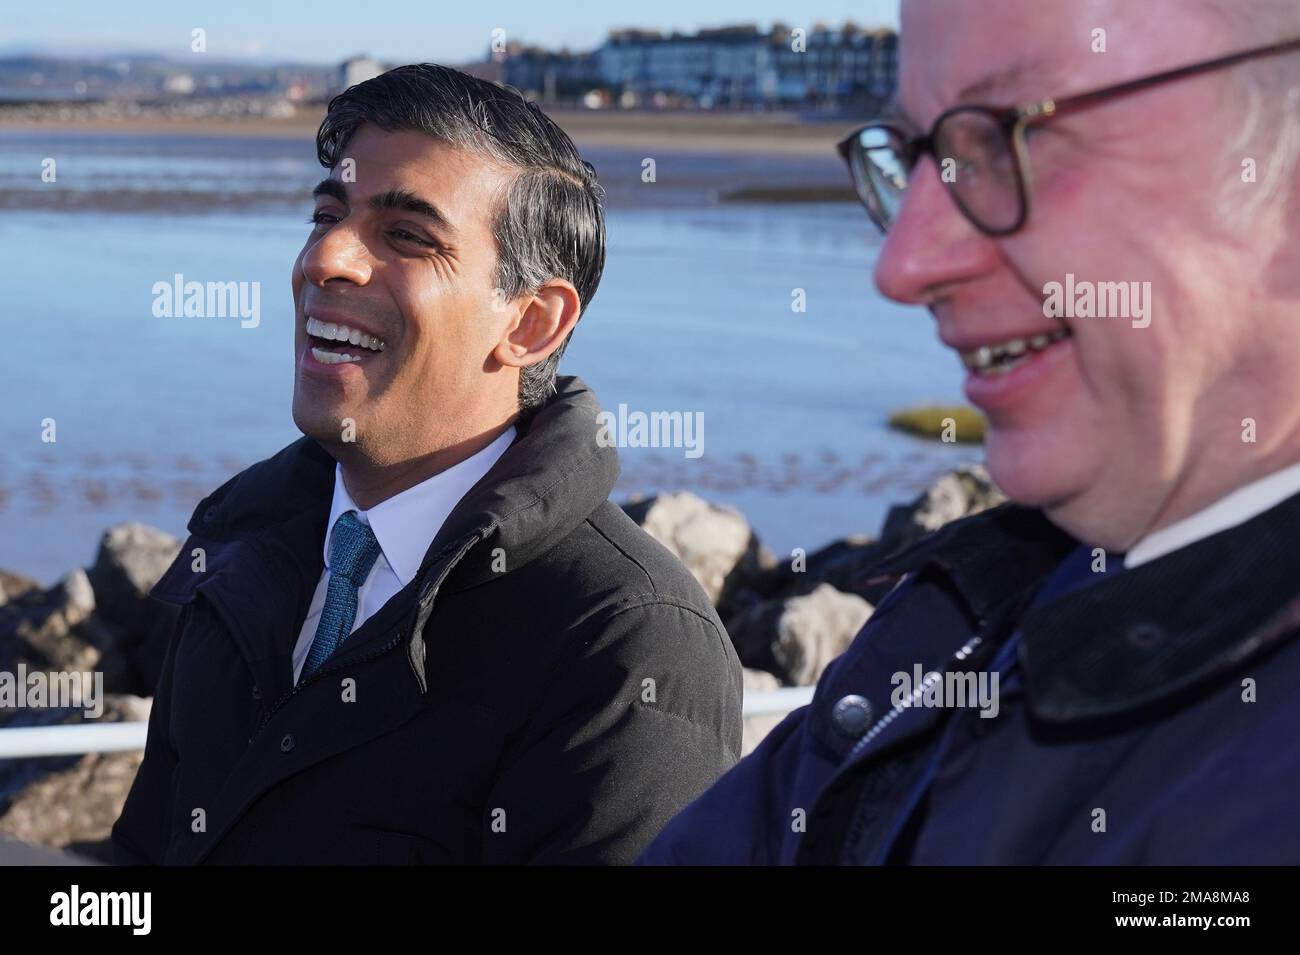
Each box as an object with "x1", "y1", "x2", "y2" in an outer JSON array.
[
  {"x1": 0, "y1": 695, "x2": 149, "y2": 854},
  {"x1": 731, "y1": 535, "x2": 902, "y2": 614},
  {"x1": 86, "y1": 523, "x2": 180, "y2": 625},
  {"x1": 719, "y1": 467, "x2": 1006, "y2": 623},
  {"x1": 0, "y1": 574, "x2": 102, "y2": 676},
  {"x1": 729, "y1": 583, "x2": 873, "y2": 686},
  {"x1": 0, "y1": 569, "x2": 41, "y2": 608},
  {"x1": 85, "y1": 523, "x2": 183, "y2": 695},
  {"x1": 59, "y1": 569, "x2": 97, "y2": 625},
  {"x1": 622, "y1": 492, "x2": 772, "y2": 616},
  {"x1": 880, "y1": 464, "x2": 1005, "y2": 551},
  {"x1": 743, "y1": 667, "x2": 780, "y2": 692}
]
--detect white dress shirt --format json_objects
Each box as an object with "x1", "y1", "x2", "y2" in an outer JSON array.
[
  {"x1": 292, "y1": 426, "x2": 516, "y2": 684},
  {"x1": 1124, "y1": 461, "x2": 1300, "y2": 568}
]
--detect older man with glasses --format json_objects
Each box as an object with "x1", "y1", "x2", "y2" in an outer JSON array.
[{"x1": 640, "y1": 0, "x2": 1300, "y2": 865}]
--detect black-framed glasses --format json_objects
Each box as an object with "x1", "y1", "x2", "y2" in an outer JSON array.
[{"x1": 837, "y1": 37, "x2": 1300, "y2": 236}]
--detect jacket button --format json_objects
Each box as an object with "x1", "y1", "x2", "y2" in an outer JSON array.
[
  {"x1": 280, "y1": 733, "x2": 296, "y2": 753},
  {"x1": 251, "y1": 685, "x2": 261, "y2": 700},
  {"x1": 831, "y1": 694, "x2": 873, "y2": 738}
]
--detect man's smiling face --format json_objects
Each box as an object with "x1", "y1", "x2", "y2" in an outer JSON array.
[
  {"x1": 876, "y1": 0, "x2": 1300, "y2": 550},
  {"x1": 291, "y1": 125, "x2": 516, "y2": 464}
]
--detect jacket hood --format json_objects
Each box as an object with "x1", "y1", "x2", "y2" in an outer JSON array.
[{"x1": 158, "y1": 374, "x2": 619, "y2": 600}]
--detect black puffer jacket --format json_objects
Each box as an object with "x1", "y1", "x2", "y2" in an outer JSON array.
[{"x1": 111, "y1": 376, "x2": 741, "y2": 864}]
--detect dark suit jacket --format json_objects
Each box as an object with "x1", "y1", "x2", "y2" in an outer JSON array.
[{"x1": 111, "y1": 376, "x2": 741, "y2": 864}]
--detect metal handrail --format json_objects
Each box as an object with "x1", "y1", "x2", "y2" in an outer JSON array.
[{"x1": 0, "y1": 687, "x2": 816, "y2": 759}]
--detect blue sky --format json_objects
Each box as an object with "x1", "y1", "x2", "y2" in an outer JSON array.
[{"x1": 1, "y1": 0, "x2": 899, "y2": 65}]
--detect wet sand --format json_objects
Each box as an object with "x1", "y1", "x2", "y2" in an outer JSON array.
[{"x1": 0, "y1": 107, "x2": 856, "y2": 157}]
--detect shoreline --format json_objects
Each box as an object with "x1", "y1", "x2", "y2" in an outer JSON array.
[{"x1": 0, "y1": 107, "x2": 857, "y2": 158}]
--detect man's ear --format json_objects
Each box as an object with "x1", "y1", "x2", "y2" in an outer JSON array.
[{"x1": 493, "y1": 279, "x2": 582, "y2": 370}]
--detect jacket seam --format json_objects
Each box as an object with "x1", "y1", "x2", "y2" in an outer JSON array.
[
  {"x1": 626, "y1": 698, "x2": 741, "y2": 763},
  {"x1": 568, "y1": 591, "x2": 729, "y2": 654},
  {"x1": 585, "y1": 513, "x2": 657, "y2": 592},
  {"x1": 471, "y1": 446, "x2": 609, "y2": 547},
  {"x1": 497, "y1": 593, "x2": 736, "y2": 772},
  {"x1": 582, "y1": 597, "x2": 740, "y2": 761}
]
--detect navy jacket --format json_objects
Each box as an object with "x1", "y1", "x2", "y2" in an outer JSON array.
[
  {"x1": 112, "y1": 377, "x2": 741, "y2": 865},
  {"x1": 640, "y1": 498, "x2": 1300, "y2": 864}
]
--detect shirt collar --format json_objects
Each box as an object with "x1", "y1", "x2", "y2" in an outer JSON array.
[
  {"x1": 324, "y1": 425, "x2": 516, "y2": 586},
  {"x1": 1125, "y1": 461, "x2": 1300, "y2": 569}
]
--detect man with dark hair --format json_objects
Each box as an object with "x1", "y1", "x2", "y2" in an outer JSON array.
[{"x1": 111, "y1": 64, "x2": 741, "y2": 865}]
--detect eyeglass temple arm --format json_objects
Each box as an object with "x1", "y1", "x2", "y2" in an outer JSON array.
[{"x1": 1018, "y1": 36, "x2": 1300, "y2": 123}]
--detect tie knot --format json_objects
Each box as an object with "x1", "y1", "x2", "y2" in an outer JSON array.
[{"x1": 328, "y1": 510, "x2": 382, "y2": 586}]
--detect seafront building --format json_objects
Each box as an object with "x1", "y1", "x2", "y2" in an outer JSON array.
[{"x1": 480, "y1": 22, "x2": 898, "y2": 110}]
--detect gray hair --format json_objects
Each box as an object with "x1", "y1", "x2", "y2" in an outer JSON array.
[{"x1": 1201, "y1": 0, "x2": 1300, "y2": 229}]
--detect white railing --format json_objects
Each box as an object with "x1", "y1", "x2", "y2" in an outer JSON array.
[
  {"x1": 0, "y1": 687, "x2": 816, "y2": 759},
  {"x1": 739, "y1": 686, "x2": 814, "y2": 717},
  {"x1": 0, "y1": 722, "x2": 150, "y2": 758}
]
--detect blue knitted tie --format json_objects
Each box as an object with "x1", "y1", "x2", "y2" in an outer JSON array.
[{"x1": 300, "y1": 510, "x2": 382, "y2": 683}]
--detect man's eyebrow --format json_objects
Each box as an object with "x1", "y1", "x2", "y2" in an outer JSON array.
[
  {"x1": 368, "y1": 188, "x2": 457, "y2": 236},
  {"x1": 884, "y1": 59, "x2": 1058, "y2": 132},
  {"x1": 310, "y1": 181, "x2": 458, "y2": 237},
  {"x1": 954, "y1": 60, "x2": 1052, "y2": 104},
  {"x1": 312, "y1": 178, "x2": 349, "y2": 204}
]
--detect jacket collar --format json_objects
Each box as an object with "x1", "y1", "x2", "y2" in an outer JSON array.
[
  {"x1": 150, "y1": 374, "x2": 618, "y2": 606},
  {"x1": 863, "y1": 503, "x2": 1077, "y2": 625},
  {"x1": 423, "y1": 374, "x2": 620, "y2": 592},
  {"x1": 1019, "y1": 488, "x2": 1300, "y2": 722},
  {"x1": 862, "y1": 493, "x2": 1300, "y2": 723}
]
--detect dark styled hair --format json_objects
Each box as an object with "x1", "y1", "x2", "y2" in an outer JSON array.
[{"x1": 316, "y1": 64, "x2": 607, "y2": 412}]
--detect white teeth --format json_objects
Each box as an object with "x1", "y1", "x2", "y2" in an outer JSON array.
[
  {"x1": 960, "y1": 329, "x2": 1071, "y2": 374},
  {"x1": 311, "y1": 346, "x2": 362, "y2": 364},
  {"x1": 305, "y1": 316, "x2": 386, "y2": 353}
]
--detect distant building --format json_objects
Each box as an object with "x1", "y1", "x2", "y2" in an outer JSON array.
[
  {"x1": 593, "y1": 22, "x2": 897, "y2": 109},
  {"x1": 484, "y1": 42, "x2": 599, "y2": 103},
  {"x1": 768, "y1": 23, "x2": 898, "y2": 105},
  {"x1": 598, "y1": 24, "x2": 767, "y2": 107},
  {"x1": 477, "y1": 22, "x2": 897, "y2": 110},
  {"x1": 338, "y1": 55, "x2": 384, "y2": 92}
]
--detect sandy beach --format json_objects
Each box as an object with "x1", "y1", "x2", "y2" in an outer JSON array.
[{"x1": 0, "y1": 106, "x2": 857, "y2": 157}]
